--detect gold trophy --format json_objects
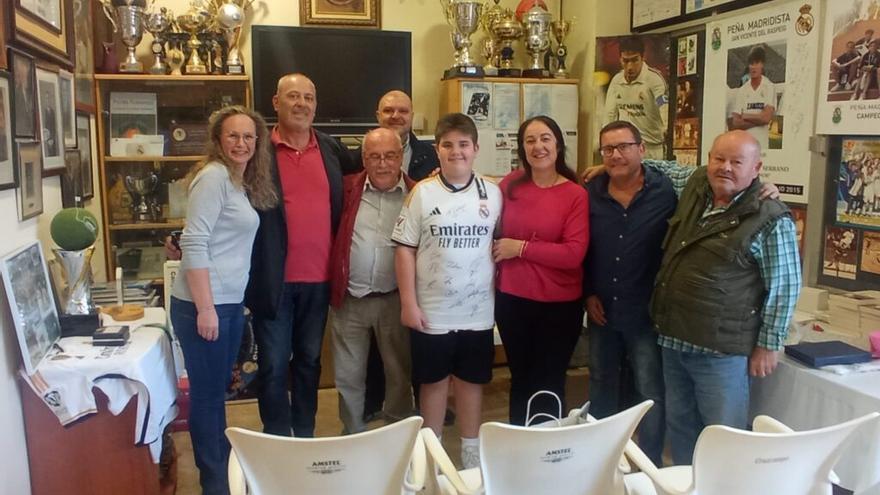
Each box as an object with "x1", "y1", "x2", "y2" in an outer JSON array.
[
  {"x1": 551, "y1": 17, "x2": 573, "y2": 79},
  {"x1": 177, "y1": 5, "x2": 210, "y2": 75},
  {"x1": 493, "y1": 9, "x2": 523, "y2": 77},
  {"x1": 480, "y1": 0, "x2": 505, "y2": 77}
]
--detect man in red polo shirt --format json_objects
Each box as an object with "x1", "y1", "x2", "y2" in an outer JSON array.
[{"x1": 244, "y1": 73, "x2": 356, "y2": 437}]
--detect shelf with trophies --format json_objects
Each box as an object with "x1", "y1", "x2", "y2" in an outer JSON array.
[
  {"x1": 94, "y1": 0, "x2": 254, "y2": 280},
  {"x1": 439, "y1": 1, "x2": 579, "y2": 177}
]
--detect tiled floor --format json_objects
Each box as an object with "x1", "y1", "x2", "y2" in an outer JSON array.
[{"x1": 172, "y1": 366, "x2": 591, "y2": 494}]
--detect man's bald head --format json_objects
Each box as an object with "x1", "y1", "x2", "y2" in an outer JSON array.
[
  {"x1": 376, "y1": 90, "x2": 414, "y2": 141},
  {"x1": 707, "y1": 130, "x2": 763, "y2": 205},
  {"x1": 273, "y1": 73, "x2": 317, "y2": 134},
  {"x1": 362, "y1": 127, "x2": 404, "y2": 191}
]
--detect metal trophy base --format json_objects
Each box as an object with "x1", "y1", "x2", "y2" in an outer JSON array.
[
  {"x1": 148, "y1": 64, "x2": 167, "y2": 75},
  {"x1": 443, "y1": 65, "x2": 485, "y2": 80},
  {"x1": 185, "y1": 64, "x2": 208, "y2": 75},
  {"x1": 497, "y1": 68, "x2": 522, "y2": 77},
  {"x1": 226, "y1": 64, "x2": 244, "y2": 75},
  {"x1": 119, "y1": 61, "x2": 144, "y2": 73},
  {"x1": 522, "y1": 68, "x2": 550, "y2": 78}
]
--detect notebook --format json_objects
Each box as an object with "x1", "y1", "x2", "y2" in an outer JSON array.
[{"x1": 784, "y1": 340, "x2": 873, "y2": 368}]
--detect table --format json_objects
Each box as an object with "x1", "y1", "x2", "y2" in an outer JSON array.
[
  {"x1": 750, "y1": 355, "x2": 880, "y2": 493},
  {"x1": 22, "y1": 307, "x2": 178, "y2": 460}
]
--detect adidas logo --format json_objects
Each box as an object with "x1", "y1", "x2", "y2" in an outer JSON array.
[{"x1": 429, "y1": 207, "x2": 442, "y2": 216}]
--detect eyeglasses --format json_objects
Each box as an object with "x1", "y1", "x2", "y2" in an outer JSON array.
[
  {"x1": 223, "y1": 133, "x2": 257, "y2": 145},
  {"x1": 599, "y1": 142, "x2": 640, "y2": 157},
  {"x1": 365, "y1": 152, "x2": 401, "y2": 165}
]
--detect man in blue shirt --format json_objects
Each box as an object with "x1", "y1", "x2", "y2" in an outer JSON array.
[{"x1": 584, "y1": 120, "x2": 677, "y2": 465}]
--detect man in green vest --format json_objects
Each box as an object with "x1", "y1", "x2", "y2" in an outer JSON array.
[{"x1": 649, "y1": 129, "x2": 801, "y2": 464}]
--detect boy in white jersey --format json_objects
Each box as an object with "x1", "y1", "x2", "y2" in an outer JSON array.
[{"x1": 393, "y1": 113, "x2": 502, "y2": 469}]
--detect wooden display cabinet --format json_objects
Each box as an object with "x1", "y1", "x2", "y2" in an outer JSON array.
[{"x1": 95, "y1": 75, "x2": 250, "y2": 280}]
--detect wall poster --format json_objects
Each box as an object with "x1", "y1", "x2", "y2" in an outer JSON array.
[
  {"x1": 816, "y1": 0, "x2": 880, "y2": 134},
  {"x1": 701, "y1": 1, "x2": 820, "y2": 204}
]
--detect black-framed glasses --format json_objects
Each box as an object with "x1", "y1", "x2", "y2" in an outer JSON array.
[
  {"x1": 364, "y1": 152, "x2": 401, "y2": 165},
  {"x1": 599, "y1": 142, "x2": 641, "y2": 157}
]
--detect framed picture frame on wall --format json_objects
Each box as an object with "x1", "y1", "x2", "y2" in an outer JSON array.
[
  {"x1": 72, "y1": 0, "x2": 95, "y2": 111},
  {"x1": 9, "y1": 48, "x2": 37, "y2": 139},
  {"x1": 35, "y1": 67, "x2": 65, "y2": 174},
  {"x1": 75, "y1": 111, "x2": 93, "y2": 199},
  {"x1": 0, "y1": 71, "x2": 15, "y2": 190},
  {"x1": 10, "y1": 0, "x2": 75, "y2": 68},
  {"x1": 16, "y1": 141, "x2": 44, "y2": 221},
  {"x1": 60, "y1": 149, "x2": 81, "y2": 208},
  {"x1": 58, "y1": 69, "x2": 76, "y2": 148},
  {"x1": 300, "y1": 0, "x2": 380, "y2": 28},
  {"x1": 0, "y1": 3, "x2": 8, "y2": 70}
]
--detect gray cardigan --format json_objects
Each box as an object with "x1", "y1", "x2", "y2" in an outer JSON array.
[{"x1": 172, "y1": 162, "x2": 259, "y2": 305}]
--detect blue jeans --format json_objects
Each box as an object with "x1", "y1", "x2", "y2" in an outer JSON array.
[
  {"x1": 171, "y1": 297, "x2": 245, "y2": 495},
  {"x1": 254, "y1": 282, "x2": 329, "y2": 437},
  {"x1": 588, "y1": 322, "x2": 666, "y2": 465},
  {"x1": 662, "y1": 347, "x2": 749, "y2": 465}
]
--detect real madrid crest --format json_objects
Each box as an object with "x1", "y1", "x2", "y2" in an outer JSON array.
[
  {"x1": 796, "y1": 4, "x2": 814, "y2": 36},
  {"x1": 833, "y1": 106, "x2": 842, "y2": 125},
  {"x1": 479, "y1": 205, "x2": 490, "y2": 219}
]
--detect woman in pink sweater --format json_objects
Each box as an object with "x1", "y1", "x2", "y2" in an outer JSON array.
[{"x1": 493, "y1": 115, "x2": 589, "y2": 425}]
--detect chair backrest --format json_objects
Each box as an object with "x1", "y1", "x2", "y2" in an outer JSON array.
[
  {"x1": 479, "y1": 400, "x2": 653, "y2": 495},
  {"x1": 226, "y1": 416, "x2": 423, "y2": 495},
  {"x1": 692, "y1": 413, "x2": 879, "y2": 495}
]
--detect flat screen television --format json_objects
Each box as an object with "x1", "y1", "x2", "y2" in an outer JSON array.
[{"x1": 252, "y1": 26, "x2": 412, "y2": 135}]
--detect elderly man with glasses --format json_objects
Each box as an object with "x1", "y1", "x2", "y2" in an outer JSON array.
[{"x1": 328, "y1": 127, "x2": 417, "y2": 434}]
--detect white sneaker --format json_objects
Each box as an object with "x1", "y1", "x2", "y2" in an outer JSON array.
[{"x1": 461, "y1": 444, "x2": 481, "y2": 470}]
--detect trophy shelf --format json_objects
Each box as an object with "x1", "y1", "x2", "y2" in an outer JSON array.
[
  {"x1": 95, "y1": 74, "x2": 251, "y2": 82},
  {"x1": 442, "y1": 76, "x2": 578, "y2": 84},
  {"x1": 104, "y1": 155, "x2": 204, "y2": 162},
  {"x1": 108, "y1": 221, "x2": 186, "y2": 231}
]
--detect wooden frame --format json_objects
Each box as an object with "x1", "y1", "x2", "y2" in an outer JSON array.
[
  {"x1": 72, "y1": 0, "x2": 95, "y2": 111},
  {"x1": 10, "y1": 0, "x2": 75, "y2": 68},
  {"x1": 9, "y1": 47, "x2": 37, "y2": 139},
  {"x1": 15, "y1": 141, "x2": 44, "y2": 221},
  {"x1": 300, "y1": 0, "x2": 380, "y2": 28},
  {"x1": 0, "y1": 71, "x2": 15, "y2": 190},
  {"x1": 58, "y1": 69, "x2": 76, "y2": 148},
  {"x1": 0, "y1": 2, "x2": 8, "y2": 70},
  {"x1": 60, "y1": 148, "x2": 81, "y2": 207},
  {"x1": 631, "y1": 0, "x2": 773, "y2": 33},
  {"x1": 36, "y1": 67, "x2": 65, "y2": 174},
  {"x1": 76, "y1": 110, "x2": 93, "y2": 199}
]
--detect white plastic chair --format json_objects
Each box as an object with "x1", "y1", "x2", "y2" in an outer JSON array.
[
  {"x1": 623, "y1": 412, "x2": 880, "y2": 495},
  {"x1": 226, "y1": 416, "x2": 425, "y2": 495},
  {"x1": 420, "y1": 400, "x2": 654, "y2": 495}
]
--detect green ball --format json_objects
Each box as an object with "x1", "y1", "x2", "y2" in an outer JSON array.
[{"x1": 51, "y1": 208, "x2": 99, "y2": 251}]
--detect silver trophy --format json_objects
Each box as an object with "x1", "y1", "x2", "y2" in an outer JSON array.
[
  {"x1": 101, "y1": 0, "x2": 148, "y2": 73},
  {"x1": 53, "y1": 247, "x2": 96, "y2": 315},
  {"x1": 143, "y1": 6, "x2": 173, "y2": 75},
  {"x1": 522, "y1": 4, "x2": 552, "y2": 78},
  {"x1": 124, "y1": 172, "x2": 161, "y2": 223},
  {"x1": 216, "y1": 1, "x2": 253, "y2": 75},
  {"x1": 442, "y1": 0, "x2": 485, "y2": 79}
]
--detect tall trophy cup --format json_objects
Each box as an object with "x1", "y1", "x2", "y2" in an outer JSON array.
[
  {"x1": 50, "y1": 208, "x2": 100, "y2": 318},
  {"x1": 177, "y1": 7, "x2": 210, "y2": 74},
  {"x1": 143, "y1": 6, "x2": 173, "y2": 75},
  {"x1": 217, "y1": 0, "x2": 253, "y2": 75},
  {"x1": 522, "y1": 4, "x2": 552, "y2": 78},
  {"x1": 493, "y1": 9, "x2": 524, "y2": 77},
  {"x1": 551, "y1": 17, "x2": 573, "y2": 78},
  {"x1": 124, "y1": 172, "x2": 161, "y2": 223},
  {"x1": 101, "y1": 0, "x2": 148, "y2": 73},
  {"x1": 442, "y1": 0, "x2": 485, "y2": 79}
]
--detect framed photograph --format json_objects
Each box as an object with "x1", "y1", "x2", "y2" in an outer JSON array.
[
  {"x1": 16, "y1": 141, "x2": 43, "y2": 221},
  {"x1": 300, "y1": 0, "x2": 380, "y2": 28},
  {"x1": 36, "y1": 67, "x2": 64, "y2": 173},
  {"x1": 60, "y1": 149, "x2": 80, "y2": 208},
  {"x1": 10, "y1": 0, "x2": 75, "y2": 67},
  {"x1": 72, "y1": 0, "x2": 94, "y2": 111},
  {"x1": 834, "y1": 137, "x2": 880, "y2": 229},
  {"x1": 58, "y1": 69, "x2": 75, "y2": 148},
  {"x1": 0, "y1": 240, "x2": 62, "y2": 375},
  {"x1": 9, "y1": 48, "x2": 37, "y2": 139},
  {"x1": 0, "y1": 3, "x2": 8, "y2": 70},
  {"x1": 0, "y1": 72, "x2": 15, "y2": 190},
  {"x1": 76, "y1": 111, "x2": 93, "y2": 199}
]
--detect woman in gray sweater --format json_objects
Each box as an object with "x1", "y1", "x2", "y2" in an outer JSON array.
[{"x1": 170, "y1": 105, "x2": 277, "y2": 495}]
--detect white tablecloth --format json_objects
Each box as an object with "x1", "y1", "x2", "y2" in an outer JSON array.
[
  {"x1": 21, "y1": 308, "x2": 178, "y2": 462},
  {"x1": 751, "y1": 355, "x2": 880, "y2": 493}
]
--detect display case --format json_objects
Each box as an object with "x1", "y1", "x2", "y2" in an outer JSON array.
[{"x1": 95, "y1": 74, "x2": 250, "y2": 280}]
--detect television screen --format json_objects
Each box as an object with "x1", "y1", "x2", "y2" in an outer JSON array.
[{"x1": 252, "y1": 26, "x2": 412, "y2": 135}]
